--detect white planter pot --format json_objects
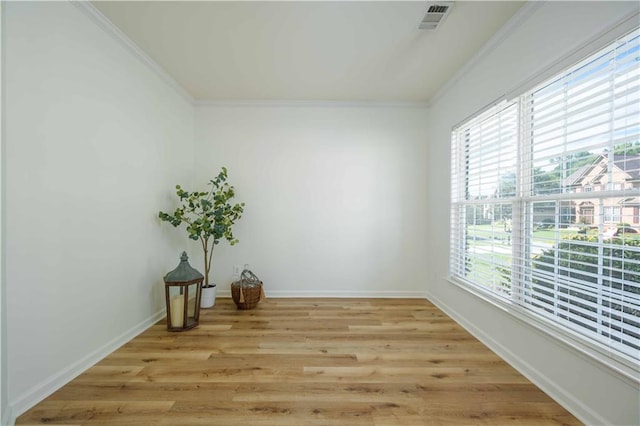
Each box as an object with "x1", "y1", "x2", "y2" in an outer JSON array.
[{"x1": 201, "y1": 285, "x2": 216, "y2": 308}]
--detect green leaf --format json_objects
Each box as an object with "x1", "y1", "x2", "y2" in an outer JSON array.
[{"x1": 159, "y1": 167, "x2": 244, "y2": 269}]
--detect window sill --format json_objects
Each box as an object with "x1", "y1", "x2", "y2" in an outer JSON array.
[{"x1": 446, "y1": 275, "x2": 640, "y2": 386}]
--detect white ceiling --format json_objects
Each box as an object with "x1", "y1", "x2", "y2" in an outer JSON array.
[{"x1": 92, "y1": 1, "x2": 525, "y2": 103}]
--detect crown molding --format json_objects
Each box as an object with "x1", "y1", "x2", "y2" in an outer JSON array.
[
  {"x1": 504, "y1": 7, "x2": 640, "y2": 101},
  {"x1": 427, "y1": 0, "x2": 542, "y2": 108},
  {"x1": 71, "y1": 1, "x2": 194, "y2": 104},
  {"x1": 69, "y1": 1, "x2": 430, "y2": 109},
  {"x1": 194, "y1": 99, "x2": 429, "y2": 109}
]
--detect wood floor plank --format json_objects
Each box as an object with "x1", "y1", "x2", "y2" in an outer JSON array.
[{"x1": 16, "y1": 298, "x2": 582, "y2": 425}]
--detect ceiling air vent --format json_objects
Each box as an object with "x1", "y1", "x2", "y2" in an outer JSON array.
[{"x1": 419, "y1": 2, "x2": 454, "y2": 30}]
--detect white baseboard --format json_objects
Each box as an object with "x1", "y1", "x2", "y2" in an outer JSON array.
[
  {"x1": 218, "y1": 290, "x2": 428, "y2": 298},
  {"x1": 8, "y1": 309, "x2": 166, "y2": 423},
  {"x1": 6, "y1": 292, "x2": 605, "y2": 425},
  {"x1": 2, "y1": 405, "x2": 13, "y2": 426},
  {"x1": 424, "y1": 290, "x2": 607, "y2": 426}
]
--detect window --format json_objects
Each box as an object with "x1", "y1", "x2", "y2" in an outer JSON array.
[
  {"x1": 450, "y1": 28, "x2": 640, "y2": 365},
  {"x1": 606, "y1": 182, "x2": 622, "y2": 191},
  {"x1": 603, "y1": 206, "x2": 622, "y2": 223}
]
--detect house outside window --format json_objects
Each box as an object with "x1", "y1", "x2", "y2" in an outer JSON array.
[{"x1": 450, "y1": 28, "x2": 640, "y2": 366}]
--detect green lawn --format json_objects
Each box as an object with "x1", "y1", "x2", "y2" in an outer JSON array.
[
  {"x1": 466, "y1": 223, "x2": 639, "y2": 243},
  {"x1": 532, "y1": 228, "x2": 575, "y2": 241},
  {"x1": 464, "y1": 222, "x2": 640, "y2": 290}
]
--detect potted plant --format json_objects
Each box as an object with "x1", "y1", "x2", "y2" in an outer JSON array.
[{"x1": 159, "y1": 167, "x2": 245, "y2": 308}]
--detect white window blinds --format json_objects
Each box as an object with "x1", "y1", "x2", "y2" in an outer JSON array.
[
  {"x1": 451, "y1": 101, "x2": 518, "y2": 298},
  {"x1": 450, "y1": 27, "x2": 640, "y2": 363}
]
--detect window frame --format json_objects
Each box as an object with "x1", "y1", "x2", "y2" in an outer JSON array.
[
  {"x1": 448, "y1": 26, "x2": 640, "y2": 382},
  {"x1": 603, "y1": 206, "x2": 622, "y2": 223}
]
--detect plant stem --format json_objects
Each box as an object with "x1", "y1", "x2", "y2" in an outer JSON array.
[
  {"x1": 208, "y1": 240, "x2": 215, "y2": 285},
  {"x1": 201, "y1": 236, "x2": 209, "y2": 286}
]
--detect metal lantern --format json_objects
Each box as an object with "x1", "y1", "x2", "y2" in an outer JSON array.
[{"x1": 164, "y1": 251, "x2": 204, "y2": 332}]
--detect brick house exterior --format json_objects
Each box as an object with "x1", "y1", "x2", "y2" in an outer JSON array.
[{"x1": 564, "y1": 154, "x2": 640, "y2": 228}]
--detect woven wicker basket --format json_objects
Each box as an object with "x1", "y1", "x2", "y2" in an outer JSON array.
[{"x1": 231, "y1": 270, "x2": 265, "y2": 310}]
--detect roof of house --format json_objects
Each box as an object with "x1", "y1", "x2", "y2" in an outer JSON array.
[
  {"x1": 563, "y1": 154, "x2": 640, "y2": 187},
  {"x1": 563, "y1": 161, "x2": 599, "y2": 187},
  {"x1": 613, "y1": 155, "x2": 640, "y2": 181},
  {"x1": 620, "y1": 197, "x2": 640, "y2": 206}
]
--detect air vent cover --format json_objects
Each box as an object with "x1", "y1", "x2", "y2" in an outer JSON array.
[{"x1": 419, "y1": 2, "x2": 454, "y2": 30}]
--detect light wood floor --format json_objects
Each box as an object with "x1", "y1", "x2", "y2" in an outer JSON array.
[{"x1": 17, "y1": 298, "x2": 581, "y2": 425}]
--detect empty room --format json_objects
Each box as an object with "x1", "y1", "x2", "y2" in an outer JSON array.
[{"x1": 2, "y1": 1, "x2": 639, "y2": 425}]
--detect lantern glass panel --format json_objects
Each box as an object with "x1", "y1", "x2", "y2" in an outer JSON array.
[
  {"x1": 167, "y1": 286, "x2": 186, "y2": 329},
  {"x1": 185, "y1": 282, "x2": 199, "y2": 326}
]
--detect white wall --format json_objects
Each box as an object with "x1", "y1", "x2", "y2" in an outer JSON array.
[
  {"x1": 0, "y1": 1, "x2": 6, "y2": 424},
  {"x1": 194, "y1": 104, "x2": 429, "y2": 297},
  {"x1": 425, "y1": 2, "x2": 640, "y2": 425},
  {"x1": 4, "y1": 2, "x2": 194, "y2": 419},
  {"x1": 5, "y1": 1, "x2": 638, "y2": 425}
]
